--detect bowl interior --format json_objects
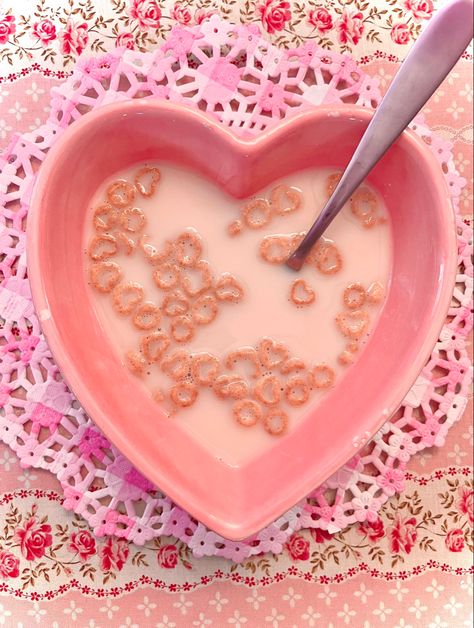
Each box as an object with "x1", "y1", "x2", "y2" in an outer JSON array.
[{"x1": 27, "y1": 102, "x2": 456, "y2": 540}]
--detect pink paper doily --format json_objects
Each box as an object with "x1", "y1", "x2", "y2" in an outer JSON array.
[{"x1": 0, "y1": 18, "x2": 472, "y2": 561}]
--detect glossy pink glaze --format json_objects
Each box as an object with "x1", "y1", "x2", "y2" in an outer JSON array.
[{"x1": 27, "y1": 101, "x2": 457, "y2": 540}]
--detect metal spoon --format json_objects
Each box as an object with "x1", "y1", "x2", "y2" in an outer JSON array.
[{"x1": 286, "y1": 0, "x2": 474, "y2": 271}]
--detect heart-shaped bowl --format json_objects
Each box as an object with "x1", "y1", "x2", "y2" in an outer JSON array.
[{"x1": 28, "y1": 101, "x2": 457, "y2": 540}]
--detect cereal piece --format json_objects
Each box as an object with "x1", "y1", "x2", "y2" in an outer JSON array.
[
  {"x1": 350, "y1": 188, "x2": 378, "y2": 227},
  {"x1": 311, "y1": 364, "x2": 336, "y2": 389},
  {"x1": 170, "y1": 382, "x2": 198, "y2": 407},
  {"x1": 215, "y1": 273, "x2": 244, "y2": 303},
  {"x1": 112, "y1": 281, "x2": 144, "y2": 315},
  {"x1": 140, "y1": 331, "x2": 170, "y2": 362},
  {"x1": 227, "y1": 220, "x2": 243, "y2": 237},
  {"x1": 285, "y1": 376, "x2": 310, "y2": 406},
  {"x1": 314, "y1": 241, "x2": 343, "y2": 275},
  {"x1": 347, "y1": 341, "x2": 359, "y2": 353},
  {"x1": 174, "y1": 231, "x2": 202, "y2": 267},
  {"x1": 326, "y1": 172, "x2": 342, "y2": 197},
  {"x1": 258, "y1": 338, "x2": 290, "y2": 369},
  {"x1": 367, "y1": 281, "x2": 385, "y2": 304},
  {"x1": 116, "y1": 231, "x2": 136, "y2": 255},
  {"x1": 335, "y1": 309, "x2": 370, "y2": 339},
  {"x1": 264, "y1": 409, "x2": 289, "y2": 436},
  {"x1": 106, "y1": 180, "x2": 136, "y2": 208},
  {"x1": 170, "y1": 315, "x2": 194, "y2": 343},
  {"x1": 191, "y1": 352, "x2": 220, "y2": 385},
  {"x1": 162, "y1": 290, "x2": 189, "y2": 317},
  {"x1": 259, "y1": 234, "x2": 292, "y2": 264},
  {"x1": 161, "y1": 350, "x2": 191, "y2": 381},
  {"x1": 88, "y1": 233, "x2": 118, "y2": 261},
  {"x1": 242, "y1": 198, "x2": 272, "y2": 229},
  {"x1": 89, "y1": 261, "x2": 122, "y2": 293},
  {"x1": 271, "y1": 185, "x2": 302, "y2": 215},
  {"x1": 153, "y1": 263, "x2": 181, "y2": 290},
  {"x1": 280, "y1": 357, "x2": 308, "y2": 376},
  {"x1": 181, "y1": 261, "x2": 213, "y2": 297},
  {"x1": 338, "y1": 350, "x2": 355, "y2": 366},
  {"x1": 225, "y1": 347, "x2": 261, "y2": 379},
  {"x1": 93, "y1": 202, "x2": 118, "y2": 231},
  {"x1": 132, "y1": 301, "x2": 161, "y2": 330},
  {"x1": 213, "y1": 374, "x2": 249, "y2": 400},
  {"x1": 125, "y1": 350, "x2": 147, "y2": 376},
  {"x1": 343, "y1": 283, "x2": 366, "y2": 309},
  {"x1": 140, "y1": 235, "x2": 174, "y2": 266},
  {"x1": 191, "y1": 294, "x2": 218, "y2": 325},
  {"x1": 290, "y1": 279, "x2": 316, "y2": 307},
  {"x1": 253, "y1": 374, "x2": 281, "y2": 407},
  {"x1": 134, "y1": 166, "x2": 160, "y2": 197},
  {"x1": 120, "y1": 207, "x2": 146, "y2": 233},
  {"x1": 233, "y1": 399, "x2": 262, "y2": 427}
]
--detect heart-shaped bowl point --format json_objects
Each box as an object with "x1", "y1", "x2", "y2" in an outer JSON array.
[{"x1": 28, "y1": 101, "x2": 457, "y2": 540}]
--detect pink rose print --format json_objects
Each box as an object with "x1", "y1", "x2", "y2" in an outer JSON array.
[
  {"x1": 130, "y1": 0, "x2": 162, "y2": 30},
  {"x1": 59, "y1": 20, "x2": 88, "y2": 56},
  {"x1": 99, "y1": 538, "x2": 129, "y2": 571},
  {"x1": 458, "y1": 487, "x2": 474, "y2": 523},
  {"x1": 404, "y1": 0, "x2": 434, "y2": 21},
  {"x1": 308, "y1": 8, "x2": 333, "y2": 33},
  {"x1": 337, "y1": 11, "x2": 364, "y2": 46},
  {"x1": 115, "y1": 32, "x2": 135, "y2": 50},
  {"x1": 310, "y1": 528, "x2": 333, "y2": 544},
  {"x1": 357, "y1": 517, "x2": 385, "y2": 542},
  {"x1": 285, "y1": 533, "x2": 310, "y2": 560},
  {"x1": 391, "y1": 23, "x2": 411, "y2": 45},
  {"x1": 195, "y1": 8, "x2": 216, "y2": 24},
  {"x1": 445, "y1": 528, "x2": 465, "y2": 552},
  {"x1": 0, "y1": 14, "x2": 15, "y2": 45},
  {"x1": 32, "y1": 19, "x2": 57, "y2": 46},
  {"x1": 68, "y1": 531, "x2": 96, "y2": 561},
  {"x1": 257, "y1": 0, "x2": 292, "y2": 35},
  {"x1": 15, "y1": 516, "x2": 53, "y2": 561},
  {"x1": 0, "y1": 550, "x2": 19, "y2": 579},
  {"x1": 172, "y1": 2, "x2": 192, "y2": 26},
  {"x1": 389, "y1": 515, "x2": 417, "y2": 554},
  {"x1": 157, "y1": 544, "x2": 178, "y2": 568}
]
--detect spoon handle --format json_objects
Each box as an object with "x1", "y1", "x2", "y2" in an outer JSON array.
[{"x1": 287, "y1": 0, "x2": 474, "y2": 270}]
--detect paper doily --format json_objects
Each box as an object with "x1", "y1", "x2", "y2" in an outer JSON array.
[{"x1": 0, "y1": 18, "x2": 472, "y2": 561}]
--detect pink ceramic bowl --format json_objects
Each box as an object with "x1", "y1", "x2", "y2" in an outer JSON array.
[{"x1": 27, "y1": 101, "x2": 457, "y2": 540}]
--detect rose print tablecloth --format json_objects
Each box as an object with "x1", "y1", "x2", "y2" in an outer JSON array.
[{"x1": 0, "y1": 1, "x2": 472, "y2": 626}]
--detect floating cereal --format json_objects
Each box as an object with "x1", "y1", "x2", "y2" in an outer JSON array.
[
  {"x1": 343, "y1": 283, "x2": 366, "y2": 309},
  {"x1": 162, "y1": 290, "x2": 189, "y2": 317},
  {"x1": 161, "y1": 350, "x2": 191, "y2": 381},
  {"x1": 347, "y1": 341, "x2": 359, "y2": 353},
  {"x1": 326, "y1": 172, "x2": 342, "y2": 197},
  {"x1": 253, "y1": 374, "x2": 281, "y2": 407},
  {"x1": 132, "y1": 301, "x2": 161, "y2": 330},
  {"x1": 233, "y1": 399, "x2": 262, "y2": 427},
  {"x1": 191, "y1": 294, "x2": 218, "y2": 325},
  {"x1": 367, "y1": 281, "x2": 385, "y2": 304},
  {"x1": 112, "y1": 281, "x2": 144, "y2": 315},
  {"x1": 338, "y1": 350, "x2": 355, "y2": 366},
  {"x1": 271, "y1": 185, "x2": 302, "y2": 215},
  {"x1": 93, "y1": 202, "x2": 117, "y2": 231},
  {"x1": 314, "y1": 241, "x2": 343, "y2": 275},
  {"x1": 191, "y1": 352, "x2": 220, "y2": 385},
  {"x1": 140, "y1": 330, "x2": 170, "y2": 362},
  {"x1": 116, "y1": 231, "x2": 136, "y2": 255},
  {"x1": 290, "y1": 279, "x2": 316, "y2": 307},
  {"x1": 170, "y1": 315, "x2": 194, "y2": 343},
  {"x1": 215, "y1": 273, "x2": 244, "y2": 303},
  {"x1": 174, "y1": 231, "x2": 202, "y2": 267},
  {"x1": 134, "y1": 166, "x2": 160, "y2": 197},
  {"x1": 280, "y1": 357, "x2": 308, "y2": 376},
  {"x1": 88, "y1": 233, "x2": 117, "y2": 261},
  {"x1": 89, "y1": 261, "x2": 122, "y2": 293},
  {"x1": 181, "y1": 260, "x2": 213, "y2": 297},
  {"x1": 242, "y1": 198, "x2": 271, "y2": 229},
  {"x1": 285, "y1": 376, "x2": 310, "y2": 406},
  {"x1": 125, "y1": 350, "x2": 147, "y2": 376},
  {"x1": 335, "y1": 309, "x2": 369, "y2": 339},
  {"x1": 120, "y1": 207, "x2": 146, "y2": 233},
  {"x1": 170, "y1": 382, "x2": 198, "y2": 407},
  {"x1": 258, "y1": 338, "x2": 289, "y2": 369},
  {"x1": 153, "y1": 262, "x2": 181, "y2": 290},
  {"x1": 213, "y1": 374, "x2": 249, "y2": 400},
  {"x1": 259, "y1": 234, "x2": 292, "y2": 264},
  {"x1": 140, "y1": 235, "x2": 174, "y2": 266},
  {"x1": 227, "y1": 220, "x2": 243, "y2": 237},
  {"x1": 225, "y1": 347, "x2": 261, "y2": 379},
  {"x1": 264, "y1": 409, "x2": 288, "y2": 436},
  {"x1": 106, "y1": 180, "x2": 135, "y2": 208},
  {"x1": 350, "y1": 188, "x2": 378, "y2": 228},
  {"x1": 311, "y1": 364, "x2": 336, "y2": 388}
]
